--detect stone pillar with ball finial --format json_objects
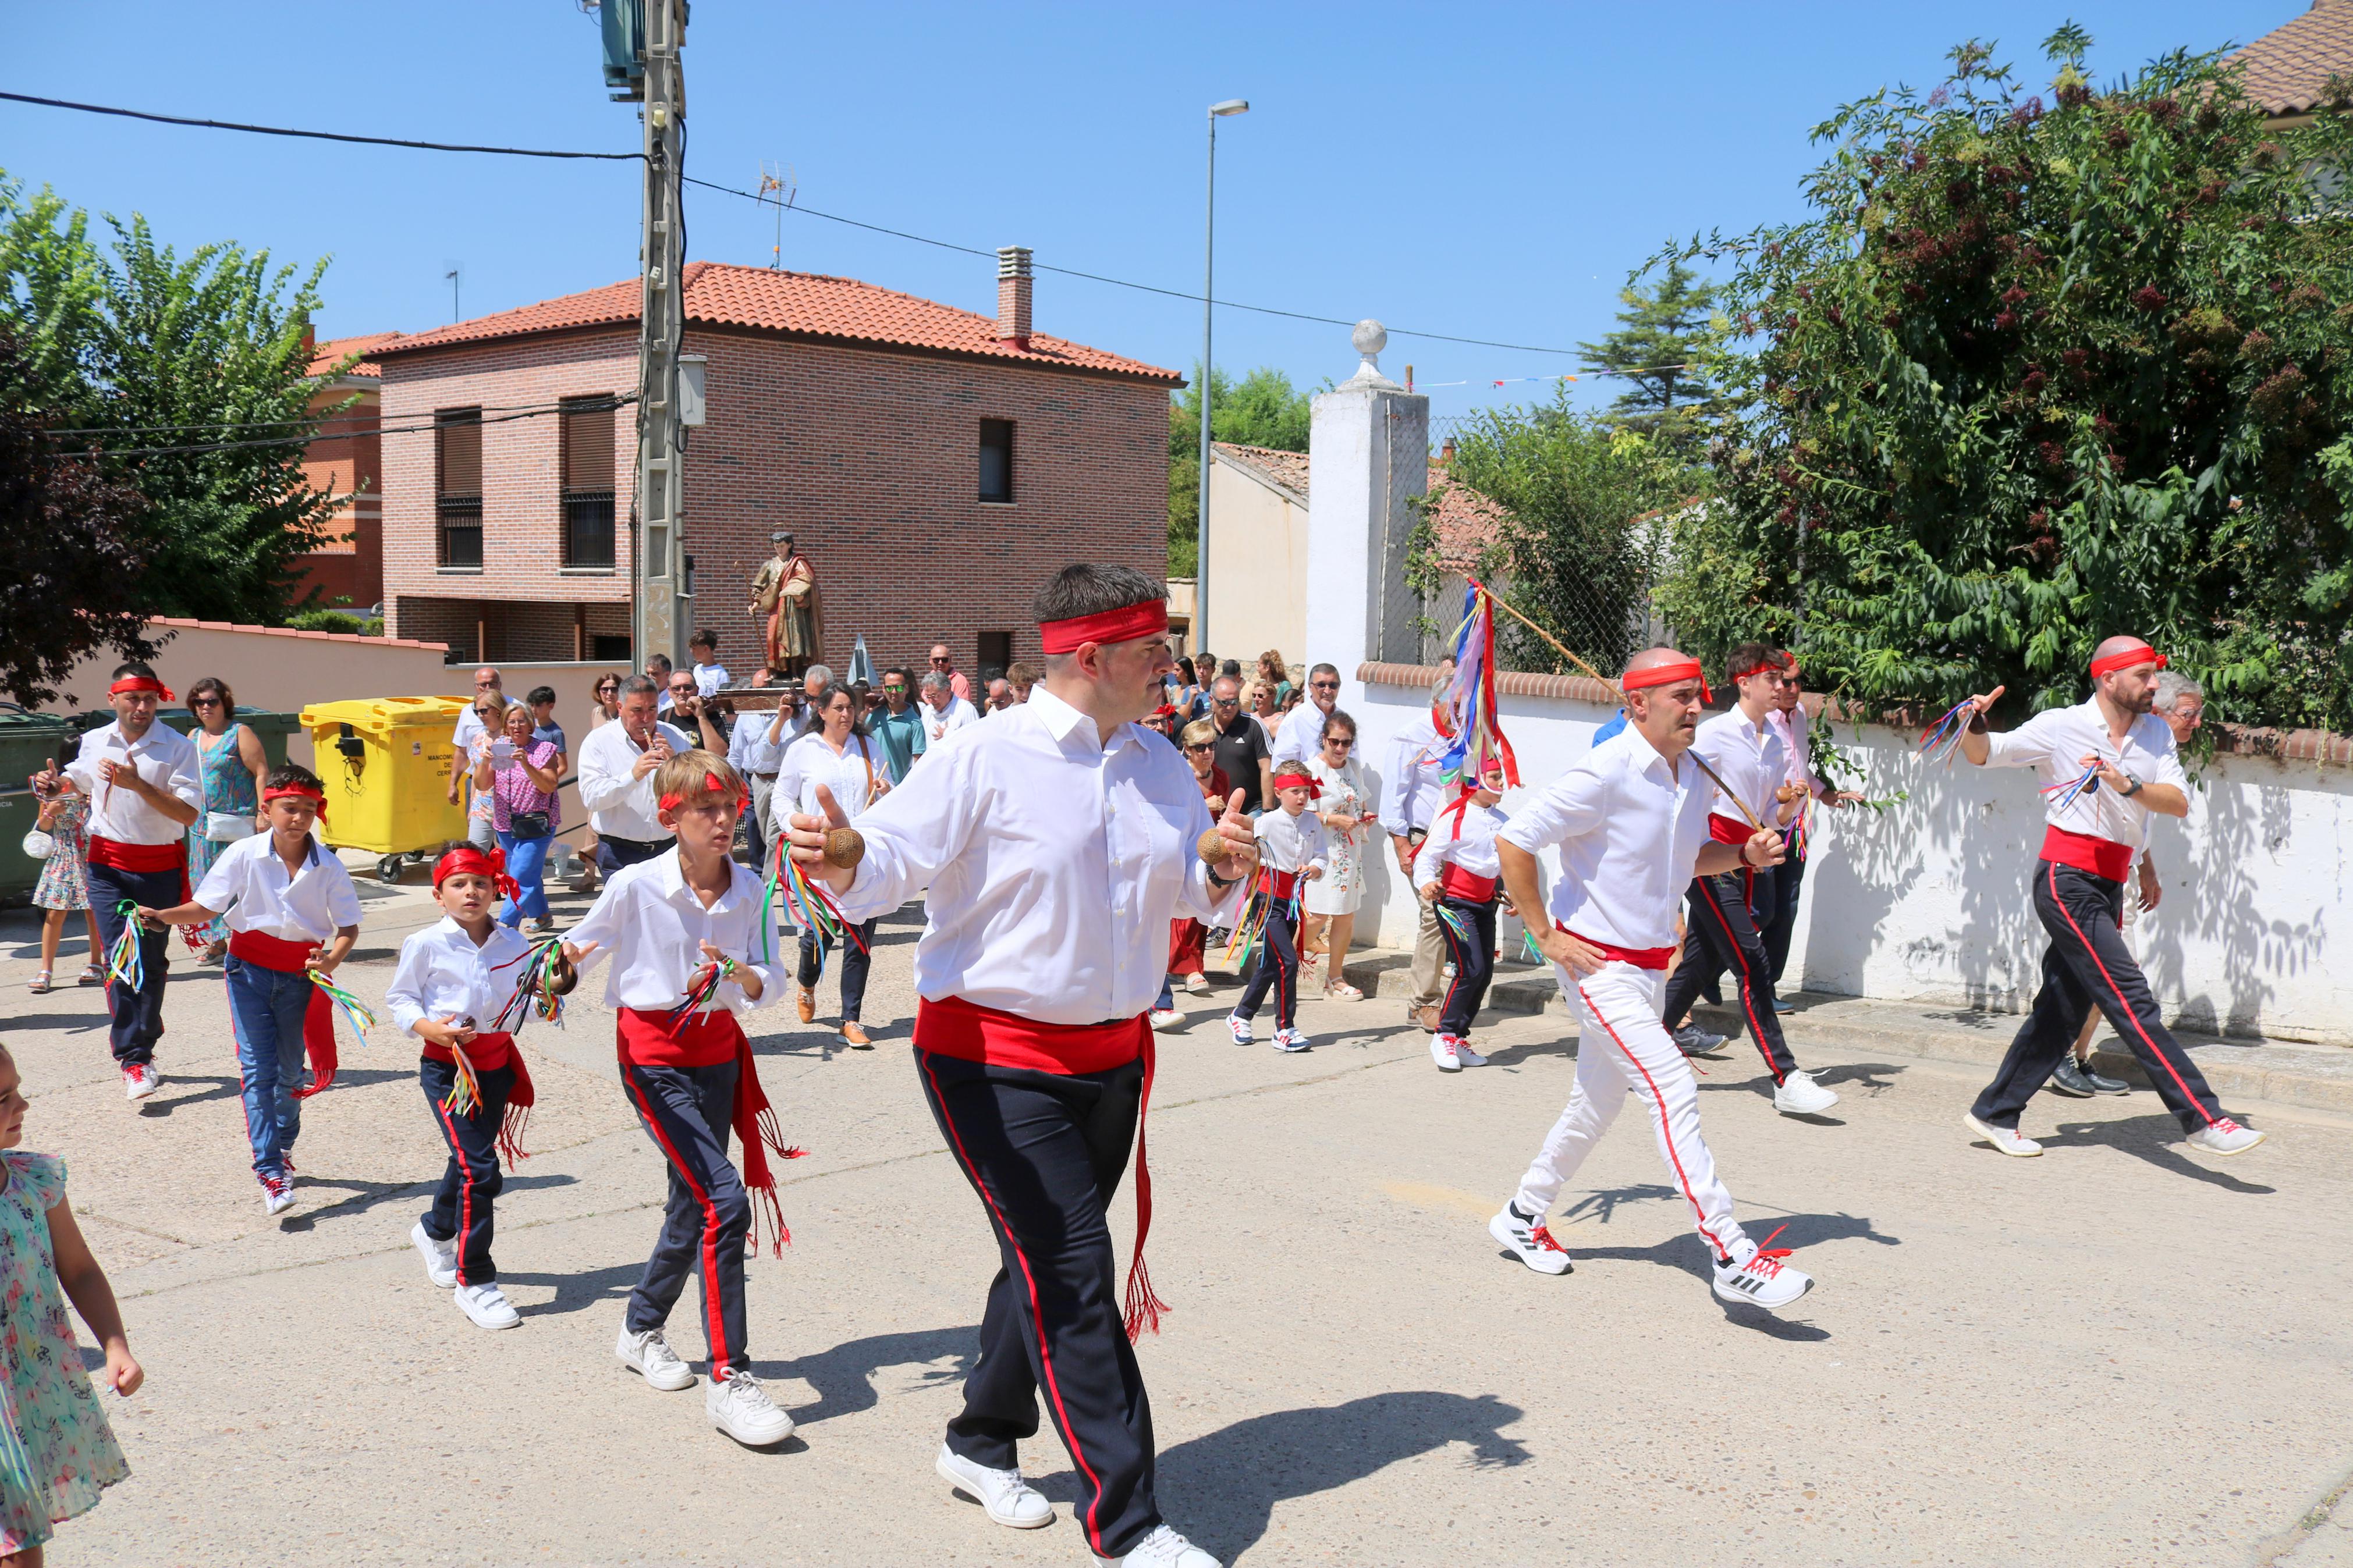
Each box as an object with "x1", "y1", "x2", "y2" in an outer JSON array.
[{"x1": 1305, "y1": 319, "x2": 1431, "y2": 679}]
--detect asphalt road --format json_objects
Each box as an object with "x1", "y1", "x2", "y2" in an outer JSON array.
[{"x1": 3, "y1": 868, "x2": 2347, "y2": 1566}]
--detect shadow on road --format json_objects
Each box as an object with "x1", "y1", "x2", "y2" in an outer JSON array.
[
  {"x1": 505, "y1": 1260, "x2": 642, "y2": 1320},
  {"x1": 282, "y1": 1169, "x2": 580, "y2": 1230},
  {"x1": 759, "y1": 1324, "x2": 977, "y2": 1427},
  {"x1": 2043, "y1": 1114, "x2": 2277, "y2": 1193},
  {"x1": 136, "y1": 1073, "x2": 244, "y2": 1115}
]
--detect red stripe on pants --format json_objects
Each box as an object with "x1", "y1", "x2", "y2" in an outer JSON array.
[
  {"x1": 2045, "y1": 862, "x2": 2217, "y2": 1128},
  {"x1": 432, "y1": 1094, "x2": 478, "y2": 1288},
  {"x1": 1698, "y1": 883, "x2": 1784, "y2": 1085},
  {"x1": 1577, "y1": 982, "x2": 1728, "y2": 1257},
  {"x1": 619, "y1": 1063, "x2": 736, "y2": 1380}
]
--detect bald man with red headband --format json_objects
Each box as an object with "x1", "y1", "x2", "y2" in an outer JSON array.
[{"x1": 1954, "y1": 635, "x2": 2264, "y2": 1158}]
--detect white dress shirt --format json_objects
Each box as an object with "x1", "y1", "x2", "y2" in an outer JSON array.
[
  {"x1": 1418, "y1": 800, "x2": 1510, "y2": 889},
  {"x1": 1981, "y1": 695, "x2": 2187, "y2": 852},
  {"x1": 728, "y1": 710, "x2": 784, "y2": 778},
  {"x1": 566, "y1": 848, "x2": 785, "y2": 1015},
  {"x1": 577, "y1": 718, "x2": 695, "y2": 842},
  {"x1": 65, "y1": 719, "x2": 203, "y2": 846},
  {"x1": 1765, "y1": 708, "x2": 1830, "y2": 800},
  {"x1": 920, "y1": 695, "x2": 980, "y2": 748},
  {"x1": 836, "y1": 685, "x2": 1241, "y2": 1025},
  {"x1": 1252, "y1": 803, "x2": 1330, "y2": 876},
  {"x1": 193, "y1": 831, "x2": 364, "y2": 943},
  {"x1": 1500, "y1": 726, "x2": 1715, "y2": 951},
  {"x1": 386, "y1": 916, "x2": 534, "y2": 1034},
  {"x1": 789, "y1": 730, "x2": 886, "y2": 820},
  {"x1": 1270, "y1": 702, "x2": 1329, "y2": 766},
  {"x1": 1687, "y1": 706, "x2": 1789, "y2": 827},
  {"x1": 1380, "y1": 713, "x2": 1448, "y2": 837}
]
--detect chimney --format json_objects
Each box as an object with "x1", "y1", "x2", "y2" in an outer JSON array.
[
  {"x1": 996, "y1": 246, "x2": 1033, "y2": 349},
  {"x1": 1439, "y1": 435, "x2": 1457, "y2": 465}
]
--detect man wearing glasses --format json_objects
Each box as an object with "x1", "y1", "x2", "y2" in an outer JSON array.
[
  {"x1": 446, "y1": 666, "x2": 502, "y2": 809},
  {"x1": 1272, "y1": 663, "x2": 1343, "y2": 767},
  {"x1": 870, "y1": 667, "x2": 925, "y2": 783},
  {"x1": 928, "y1": 643, "x2": 973, "y2": 705},
  {"x1": 1206, "y1": 674, "x2": 1273, "y2": 815}
]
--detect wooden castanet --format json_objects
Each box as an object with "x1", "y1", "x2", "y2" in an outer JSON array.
[
  {"x1": 825, "y1": 827, "x2": 867, "y2": 870},
  {"x1": 1197, "y1": 828, "x2": 1232, "y2": 866}
]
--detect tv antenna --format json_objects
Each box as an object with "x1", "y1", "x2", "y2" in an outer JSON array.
[{"x1": 757, "y1": 162, "x2": 796, "y2": 269}]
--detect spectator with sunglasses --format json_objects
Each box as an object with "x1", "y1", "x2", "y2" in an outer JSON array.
[
  {"x1": 1206, "y1": 675, "x2": 1273, "y2": 814},
  {"x1": 1301, "y1": 710, "x2": 1375, "y2": 999},
  {"x1": 182, "y1": 676, "x2": 268, "y2": 961},
  {"x1": 1272, "y1": 663, "x2": 1344, "y2": 767},
  {"x1": 869, "y1": 667, "x2": 925, "y2": 783}
]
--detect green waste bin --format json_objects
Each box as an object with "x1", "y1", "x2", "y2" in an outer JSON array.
[{"x1": 0, "y1": 712, "x2": 74, "y2": 902}]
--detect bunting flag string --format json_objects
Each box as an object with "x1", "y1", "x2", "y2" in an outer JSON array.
[{"x1": 1419, "y1": 361, "x2": 1694, "y2": 391}]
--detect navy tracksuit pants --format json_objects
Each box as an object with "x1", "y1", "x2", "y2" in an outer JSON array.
[
  {"x1": 916, "y1": 1048, "x2": 1161, "y2": 1562},
  {"x1": 420, "y1": 1057, "x2": 512, "y2": 1285},
  {"x1": 1434, "y1": 895, "x2": 1499, "y2": 1037},
  {"x1": 1971, "y1": 860, "x2": 2227, "y2": 1134},
  {"x1": 619, "y1": 1057, "x2": 752, "y2": 1379},
  {"x1": 1660, "y1": 868, "x2": 1799, "y2": 1083},
  {"x1": 1233, "y1": 894, "x2": 1301, "y2": 1029},
  {"x1": 90, "y1": 861, "x2": 179, "y2": 1066}
]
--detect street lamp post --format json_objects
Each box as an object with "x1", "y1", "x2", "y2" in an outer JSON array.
[{"x1": 1197, "y1": 98, "x2": 1248, "y2": 656}]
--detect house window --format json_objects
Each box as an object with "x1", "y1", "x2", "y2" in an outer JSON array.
[
  {"x1": 978, "y1": 419, "x2": 1014, "y2": 503},
  {"x1": 560, "y1": 396, "x2": 617, "y2": 569},
  {"x1": 977, "y1": 631, "x2": 1012, "y2": 682},
  {"x1": 435, "y1": 408, "x2": 483, "y2": 569},
  {"x1": 590, "y1": 633, "x2": 633, "y2": 662}
]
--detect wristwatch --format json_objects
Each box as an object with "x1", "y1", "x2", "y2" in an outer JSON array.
[{"x1": 2120, "y1": 774, "x2": 2143, "y2": 798}]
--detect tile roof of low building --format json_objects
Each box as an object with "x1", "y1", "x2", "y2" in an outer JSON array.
[
  {"x1": 2228, "y1": 0, "x2": 2353, "y2": 116},
  {"x1": 1211, "y1": 441, "x2": 1507, "y2": 569},
  {"x1": 365, "y1": 261, "x2": 1181, "y2": 383},
  {"x1": 310, "y1": 332, "x2": 403, "y2": 378}
]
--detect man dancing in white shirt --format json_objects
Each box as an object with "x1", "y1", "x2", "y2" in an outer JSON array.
[
  {"x1": 1486, "y1": 648, "x2": 1816, "y2": 1312},
  {"x1": 1953, "y1": 635, "x2": 2264, "y2": 1158},
  {"x1": 788, "y1": 564, "x2": 1256, "y2": 1568}
]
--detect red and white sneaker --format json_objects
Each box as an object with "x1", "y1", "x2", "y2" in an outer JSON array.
[
  {"x1": 1225, "y1": 1013, "x2": 1253, "y2": 1046},
  {"x1": 1454, "y1": 1039, "x2": 1488, "y2": 1067},
  {"x1": 123, "y1": 1064, "x2": 159, "y2": 1101},
  {"x1": 1713, "y1": 1226, "x2": 1812, "y2": 1310},
  {"x1": 1488, "y1": 1206, "x2": 1573, "y2": 1275},
  {"x1": 1431, "y1": 1034, "x2": 1462, "y2": 1072},
  {"x1": 260, "y1": 1175, "x2": 297, "y2": 1217},
  {"x1": 2184, "y1": 1117, "x2": 2266, "y2": 1156}
]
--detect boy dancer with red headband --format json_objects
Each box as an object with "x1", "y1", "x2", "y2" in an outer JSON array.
[
  {"x1": 389, "y1": 846, "x2": 574, "y2": 1331},
  {"x1": 139, "y1": 765, "x2": 360, "y2": 1215},
  {"x1": 1487, "y1": 648, "x2": 1818, "y2": 1311},
  {"x1": 562, "y1": 752, "x2": 800, "y2": 1448},
  {"x1": 787, "y1": 564, "x2": 1256, "y2": 1568},
  {"x1": 1226, "y1": 765, "x2": 1327, "y2": 1053},
  {"x1": 1952, "y1": 636, "x2": 2265, "y2": 1158},
  {"x1": 1417, "y1": 758, "x2": 1510, "y2": 1073},
  {"x1": 39, "y1": 663, "x2": 202, "y2": 1100}
]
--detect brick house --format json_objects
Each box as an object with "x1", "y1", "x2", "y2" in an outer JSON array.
[
  {"x1": 365, "y1": 257, "x2": 1181, "y2": 673},
  {"x1": 289, "y1": 330, "x2": 401, "y2": 612}
]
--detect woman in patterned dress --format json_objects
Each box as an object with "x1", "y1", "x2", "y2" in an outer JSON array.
[
  {"x1": 27, "y1": 787, "x2": 102, "y2": 995},
  {"x1": 1302, "y1": 710, "x2": 1375, "y2": 1000},
  {"x1": 182, "y1": 677, "x2": 267, "y2": 962}
]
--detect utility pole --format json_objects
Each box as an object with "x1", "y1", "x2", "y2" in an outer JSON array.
[
  {"x1": 1196, "y1": 99, "x2": 1248, "y2": 656},
  {"x1": 630, "y1": 0, "x2": 688, "y2": 671}
]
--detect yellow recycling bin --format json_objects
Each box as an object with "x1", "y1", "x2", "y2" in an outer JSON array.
[{"x1": 299, "y1": 696, "x2": 472, "y2": 882}]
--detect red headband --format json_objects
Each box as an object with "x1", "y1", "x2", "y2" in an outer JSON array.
[
  {"x1": 1038, "y1": 599, "x2": 1171, "y2": 655},
  {"x1": 434, "y1": 845, "x2": 519, "y2": 900},
  {"x1": 658, "y1": 771, "x2": 750, "y2": 815},
  {"x1": 261, "y1": 782, "x2": 328, "y2": 819},
  {"x1": 2089, "y1": 641, "x2": 2167, "y2": 678},
  {"x1": 109, "y1": 675, "x2": 174, "y2": 701},
  {"x1": 1730, "y1": 659, "x2": 1783, "y2": 683},
  {"x1": 1270, "y1": 767, "x2": 1321, "y2": 798},
  {"x1": 1621, "y1": 657, "x2": 1713, "y2": 703}
]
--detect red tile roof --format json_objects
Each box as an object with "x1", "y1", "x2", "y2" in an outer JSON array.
[
  {"x1": 1212, "y1": 441, "x2": 1507, "y2": 569},
  {"x1": 2228, "y1": 0, "x2": 2353, "y2": 116},
  {"x1": 310, "y1": 332, "x2": 403, "y2": 378},
  {"x1": 367, "y1": 261, "x2": 1181, "y2": 383}
]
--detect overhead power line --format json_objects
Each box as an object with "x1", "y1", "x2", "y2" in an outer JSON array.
[
  {"x1": 0, "y1": 91, "x2": 638, "y2": 161},
  {"x1": 40, "y1": 396, "x2": 633, "y2": 460}
]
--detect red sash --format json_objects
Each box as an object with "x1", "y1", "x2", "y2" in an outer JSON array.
[
  {"x1": 914, "y1": 995, "x2": 1165, "y2": 1341},
  {"x1": 1258, "y1": 867, "x2": 1300, "y2": 902},
  {"x1": 1438, "y1": 863, "x2": 1499, "y2": 904},
  {"x1": 87, "y1": 835, "x2": 185, "y2": 873},
  {"x1": 1556, "y1": 922, "x2": 1676, "y2": 971},
  {"x1": 225, "y1": 928, "x2": 342, "y2": 1098},
  {"x1": 2042, "y1": 824, "x2": 2133, "y2": 883},
  {"x1": 1707, "y1": 812, "x2": 1754, "y2": 847},
  {"x1": 422, "y1": 1030, "x2": 536, "y2": 1162},
  {"x1": 616, "y1": 1007, "x2": 804, "y2": 1255}
]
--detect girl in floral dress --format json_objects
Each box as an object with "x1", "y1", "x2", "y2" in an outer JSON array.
[
  {"x1": 0, "y1": 1041, "x2": 142, "y2": 1562},
  {"x1": 27, "y1": 789, "x2": 102, "y2": 997}
]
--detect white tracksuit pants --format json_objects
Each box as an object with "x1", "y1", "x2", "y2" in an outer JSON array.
[{"x1": 1511, "y1": 959, "x2": 1748, "y2": 1263}]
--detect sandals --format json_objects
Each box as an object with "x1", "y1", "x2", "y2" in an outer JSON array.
[
  {"x1": 79, "y1": 962, "x2": 104, "y2": 986},
  {"x1": 1325, "y1": 980, "x2": 1365, "y2": 1001},
  {"x1": 27, "y1": 971, "x2": 51, "y2": 994}
]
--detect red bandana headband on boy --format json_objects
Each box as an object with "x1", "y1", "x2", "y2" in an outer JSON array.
[
  {"x1": 260, "y1": 782, "x2": 328, "y2": 819},
  {"x1": 1038, "y1": 599, "x2": 1170, "y2": 655},
  {"x1": 433, "y1": 845, "x2": 519, "y2": 899},
  {"x1": 1730, "y1": 657, "x2": 1783, "y2": 682},
  {"x1": 2089, "y1": 641, "x2": 2167, "y2": 678},
  {"x1": 1270, "y1": 766, "x2": 1321, "y2": 798},
  {"x1": 1621, "y1": 657, "x2": 1712, "y2": 704},
  {"x1": 658, "y1": 772, "x2": 750, "y2": 813},
  {"x1": 109, "y1": 675, "x2": 175, "y2": 701}
]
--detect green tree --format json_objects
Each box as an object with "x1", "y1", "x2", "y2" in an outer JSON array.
[
  {"x1": 1417, "y1": 389, "x2": 1705, "y2": 674},
  {"x1": 0, "y1": 173, "x2": 350, "y2": 627},
  {"x1": 1167, "y1": 364, "x2": 1315, "y2": 575},
  {"x1": 1577, "y1": 258, "x2": 1729, "y2": 454},
  {"x1": 1665, "y1": 28, "x2": 2353, "y2": 730}
]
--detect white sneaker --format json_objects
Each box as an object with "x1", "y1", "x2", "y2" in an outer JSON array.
[
  {"x1": 1773, "y1": 1068, "x2": 1839, "y2": 1116},
  {"x1": 1487, "y1": 1207, "x2": 1573, "y2": 1275},
  {"x1": 1148, "y1": 1007, "x2": 1186, "y2": 1032},
  {"x1": 706, "y1": 1368, "x2": 794, "y2": 1446},
  {"x1": 124, "y1": 1064, "x2": 159, "y2": 1101},
  {"x1": 410, "y1": 1220, "x2": 459, "y2": 1288},
  {"x1": 1095, "y1": 1523, "x2": 1221, "y2": 1567},
  {"x1": 936, "y1": 1443, "x2": 1053, "y2": 1529},
  {"x1": 1454, "y1": 1040, "x2": 1488, "y2": 1067},
  {"x1": 2184, "y1": 1117, "x2": 2266, "y2": 1156},
  {"x1": 1431, "y1": 1034, "x2": 1462, "y2": 1072},
  {"x1": 261, "y1": 1175, "x2": 296, "y2": 1217},
  {"x1": 1963, "y1": 1111, "x2": 2043, "y2": 1157},
  {"x1": 455, "y1": 1282, "x2": 520, "y2": 1330},
  {"x1": 1713, "y1": 1231, "x2": 1813, "y2": 1311},
  {"x1": 615, "y1": 1327, "x2": 697, "y2": 1391},
  {"x1": 1271, "y1": 1027, "x2": 1311, "y2": 1053},
  {"x1": 1225, "y1": 1013, "x2": 1252, "y2": 1046}
]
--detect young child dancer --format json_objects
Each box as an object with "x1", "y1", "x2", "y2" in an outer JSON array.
[
  {"x1": 388, "y1": 847, "x2": 574, "y2": 1332},
  {"x1": 138, "y1": 765, "x2": 360, "y2": 1217},
  {"x1": 1227, "y1": 764, "x2": 1328, "y2": 1053},
  {"x1": 1417, "y1": 759, "x2": 1510, "y2": 1073},
  {"x1": 562, "y1": 752, "x2": 799, "y2": 1449},
  {"x1": 0, "y1": 1041, "x2": 144, "y2": 1564}
]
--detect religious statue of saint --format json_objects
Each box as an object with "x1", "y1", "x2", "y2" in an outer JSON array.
[{"x1": 749, "y1": 528, "x2": 821, "y2": 677}]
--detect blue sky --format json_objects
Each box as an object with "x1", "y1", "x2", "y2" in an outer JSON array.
[{"x1": 7, "y1": 1, "x2": 2300, "y2": 431}]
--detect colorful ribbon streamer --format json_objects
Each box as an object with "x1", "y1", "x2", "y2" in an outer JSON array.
[
  {"x1": 104, "y1": 901, "x2": 145, "y2": 991},
  {"x1": 768, "y1": 839, "x2": 866, "y2": 979},
  {"x1": 2041, "y1": 762, "x2": 2102, "y2": 813},
  {"x1": 489, "y1": 936, "x2": 570, "y2": 1033},
  {"x1": 1915, "y1": 699, "x2": 1975, "y2": 768},
  {"x1": 309, "y1": 971, "x2": 377, "y2": 1043}
]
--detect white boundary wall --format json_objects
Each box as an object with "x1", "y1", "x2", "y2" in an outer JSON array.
[{"x1": 1342, "y1": 665, "x2": 2353, "y2": 1046}]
